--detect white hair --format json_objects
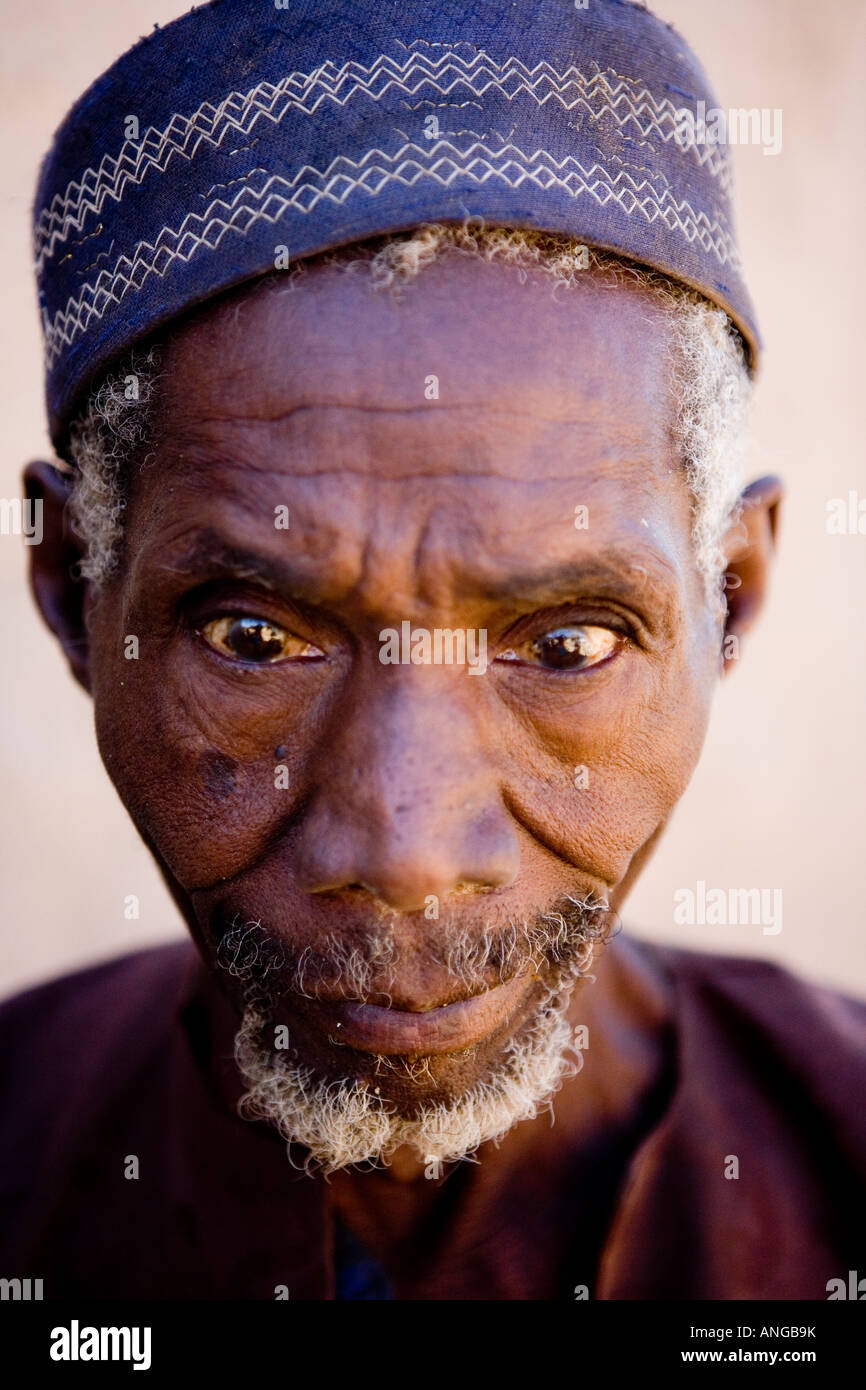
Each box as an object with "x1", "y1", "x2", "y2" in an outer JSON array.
[
  {"x1": 234, "y1": 990, "x2": 580, "y2": 1175},
  {"x1": 67, "y1": 222, "x2": 751, "y2": 595},
  {"x1": 67, "y1": 344, "x2": 162, "y2": 584}
]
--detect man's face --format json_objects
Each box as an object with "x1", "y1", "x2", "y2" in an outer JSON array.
[{"x1": 82, "y1": 253, "x2": 721, "y2": 1138}]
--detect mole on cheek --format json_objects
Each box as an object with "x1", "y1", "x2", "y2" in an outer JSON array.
[{"x1": 198, "y1": 749, "x2": 238, "y2": 798}]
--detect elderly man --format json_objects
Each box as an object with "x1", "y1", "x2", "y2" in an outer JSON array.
[{"x1": 3, "y1": 0, "x2": 863, "y2": 1303}]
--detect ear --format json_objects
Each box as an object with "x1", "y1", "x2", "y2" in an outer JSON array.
[
  {"x1": 720, "y1": 474, "x2": 783, "y2": 674},
  {"x1": 23, "y1": 460, "x2": 91, "y2": 692}
]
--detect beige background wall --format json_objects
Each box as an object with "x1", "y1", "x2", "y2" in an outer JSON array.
[{"x1": 1, "y1": 0, "x2": 863, "y2": 998}]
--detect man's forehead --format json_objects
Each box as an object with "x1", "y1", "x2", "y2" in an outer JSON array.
[
  {"x1": 158, "y1": 257, "x2": 677, "y2": 454},
  {"x1": 130, "y1": 262, "x2": 690, "y2": 610}
]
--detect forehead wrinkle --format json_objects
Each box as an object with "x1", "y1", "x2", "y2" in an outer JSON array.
[
  {"x1": 186, "y1": 401, "x2": 657, "y2": 430},
  {"x1": 158, "y1": 460, "x2": 656, "y2": 485},
  {"x1": 155, "y1": 433, "x2": 670, "y2": 488},
  {"x1": 165, "y1": 400, "x2": 672, "y2": 481},
  {"x1": 178, "y1": 405, "x2": 672, "y2": 458}
]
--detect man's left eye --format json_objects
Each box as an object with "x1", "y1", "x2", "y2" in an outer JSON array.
[
  {"x1": 199, "y1": 615, "x2": 323, "y2": 665},
  {"x1": 497, "y1": 624, "x2": 622, "y2": 671}
]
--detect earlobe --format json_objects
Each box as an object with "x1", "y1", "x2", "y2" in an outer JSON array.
[
  {"x1": 23, "y1": 460, "x2": 92, "y2": 692},
  {"x1": 720, "y1": 474, "x2": 784, "y2": 675}
]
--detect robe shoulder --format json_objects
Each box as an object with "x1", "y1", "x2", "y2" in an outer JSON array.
[
  {"x1": 647, "y1": 940, "x2": 866, "y2": 1083},
  {"x1": 0, "y1": 942, "x2": 199, "y2": 1144},
  {"x1": 595, "y1": 939, "x2": 866, "y2": 1298},
  {"x1": 637, "y1": 938, "x2": 866, "y2": 1149},
  {"x1": 0, "y1": 942, "x2": 331, "y2": 1299}
]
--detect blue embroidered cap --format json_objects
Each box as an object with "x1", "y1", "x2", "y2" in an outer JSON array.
[{"x1": 34, "y1": 0, "x2": 761, "y2": 452}]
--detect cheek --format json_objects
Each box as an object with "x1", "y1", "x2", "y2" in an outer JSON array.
[
  {"x1": 91, "y1": 635, "x2": 328, "y2": 889},
  {"x1": 498, "y1": 644, "x2": 715, "y2": 886}
]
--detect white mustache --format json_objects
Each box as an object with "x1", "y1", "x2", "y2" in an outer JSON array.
[{"x1": 215, "y1": 893, "x2": 613, "y2": 1005}]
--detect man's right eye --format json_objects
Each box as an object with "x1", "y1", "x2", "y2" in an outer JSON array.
[{"x1": 199, "y1": 615, "x2": 324, "y2": 665}]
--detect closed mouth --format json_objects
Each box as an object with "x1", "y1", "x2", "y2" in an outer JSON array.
[{"x1": 302, "y1": 969, "x2": 535, "y2": 1056}]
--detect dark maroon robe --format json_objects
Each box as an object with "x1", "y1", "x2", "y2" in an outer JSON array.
[{"x1": 1, "y1": 934, "x2": 863, "y2": 1300}]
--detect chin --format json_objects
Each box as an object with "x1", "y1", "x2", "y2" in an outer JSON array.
[{"x1": 231, "y1": 981, "x2": 581, "y2": 1172}]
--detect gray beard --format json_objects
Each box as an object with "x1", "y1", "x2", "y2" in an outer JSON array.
[{"x1": 217, "y1": 894, "x2": 613, "y2": 1174}]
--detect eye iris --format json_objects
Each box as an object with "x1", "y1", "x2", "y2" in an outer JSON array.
[
  {"x1": 532, "y1": 626, "x2": 595, "y2": 669},
  {"x1": 227, "y1": 618, "x2": 285, "y2": 661}
]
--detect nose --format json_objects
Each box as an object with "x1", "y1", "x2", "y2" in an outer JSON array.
[{"x1": 291, "y1": 667, "x2": 519, "y2": 912}]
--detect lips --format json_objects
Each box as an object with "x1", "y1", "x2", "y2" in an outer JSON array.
[{"x1": 304, "y1": 969, "x2": 534, "y2": 1056}]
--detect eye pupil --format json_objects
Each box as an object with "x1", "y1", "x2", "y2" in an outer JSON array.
[
  {"x1": 228, "y1": 618, "x2": 285, "y2": 661},
  {"x1": 532, "y1": 627, "x2": 591, "y2": 669}
]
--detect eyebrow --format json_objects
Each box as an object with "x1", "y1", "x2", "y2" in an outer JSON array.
[
  {"x1": 160, "y1": 531, "x2": 324, "y2": 601},
  {"x1": 159, "y1": 531, "x2": 682, "y2": 634},
  {"x1": 474, "y1": 553, "x2": 680, "y2": 604},
  {"x1": 474, "y1": 552, "x2": 683, "y2": 643}
]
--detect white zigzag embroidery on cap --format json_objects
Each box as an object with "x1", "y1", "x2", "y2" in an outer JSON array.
[
  {"x1": 34, "y1": 51, "x2": 730, "y2": 268},
  {"x1": 41, "y1": 138, "x2": 739, "y2": 366}
]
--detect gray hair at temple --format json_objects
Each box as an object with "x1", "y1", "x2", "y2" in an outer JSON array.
[{"x1": 65, "y1": 223, "x2": 751, "y2": 597}]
